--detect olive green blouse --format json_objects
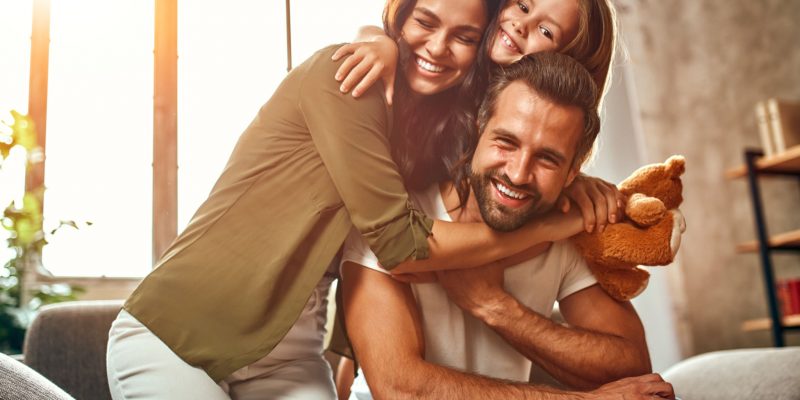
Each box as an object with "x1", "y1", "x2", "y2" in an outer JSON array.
[{"x1": 124, "y1": 45, "x2": 434, "y2": 382}]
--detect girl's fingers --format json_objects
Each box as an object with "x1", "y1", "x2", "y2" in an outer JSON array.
[
  {"x1": 352, "y1": 66, "x2": 383, "y2": 98},
  {"x1": 383, "y1": 73, "x2": 395, "y2": 106},
  {"x1": 601, "y1": 183, "x2": 620, "y2": 223},
  {"x1": 586, "y1": 183, "x2": 608, "y2": 233},
  {"x1": 574, "y1": 189, "x2": 596, "y2": 233},
  {"x1": 340, "y1": 58, "x2": 373, "y2": 94},
  {"x1": 331, "y1": 43, "x2": 356, "y2": 63}
]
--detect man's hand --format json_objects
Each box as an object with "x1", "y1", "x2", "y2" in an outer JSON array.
[
  {"x1": 435, "y1": 263, "x2": 507, "y2": 317},
  {"x1": 586, "y1": 374, "x2": 675, "y2": 399}
]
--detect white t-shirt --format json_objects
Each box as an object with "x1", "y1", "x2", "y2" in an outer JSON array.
[{"x1": 342, "y1": 184, "x2": 597, "y2": 398}]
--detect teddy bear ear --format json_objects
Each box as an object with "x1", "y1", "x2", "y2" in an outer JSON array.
[{"x1": 665, "y1": 155, "x2": 686, "y2": 177}]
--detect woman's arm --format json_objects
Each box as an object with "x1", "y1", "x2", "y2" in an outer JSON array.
[{"x1": 332, "y1": 25, "x2": 398, "y2": 104}]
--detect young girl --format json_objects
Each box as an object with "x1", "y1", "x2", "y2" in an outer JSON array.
[{"x1": 106, "y1": 1, "x2": 610, "y2": 399}]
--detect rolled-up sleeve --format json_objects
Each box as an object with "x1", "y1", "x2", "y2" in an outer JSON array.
[{"x1": 298, "y1": 46, "x2": 433, "y2": 269}]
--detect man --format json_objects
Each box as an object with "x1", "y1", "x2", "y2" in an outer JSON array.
[{"x1": 339, "y1": 52, "x2": 675, "y2": 399}]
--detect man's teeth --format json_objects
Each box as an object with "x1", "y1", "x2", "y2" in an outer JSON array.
[
  {"x1": 500, "y1": 30, "x2": 519, "y2": 52},
  {"x1": 495, "y1": 181, "x2": 528, "y2": 200},
  {"x1": 417, "y1": 58, "x2": 444, "y2": 73}
]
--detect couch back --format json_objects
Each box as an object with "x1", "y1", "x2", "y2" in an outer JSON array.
[{"x1": 24, "y1": 300, "x2": 123, "y2": 400}]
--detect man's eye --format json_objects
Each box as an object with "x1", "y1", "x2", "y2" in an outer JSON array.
[
  {"x1": 516, "y1": 0, "x2": 529, "y2": 13},
  {"x1": 539, "y1": 26, "x2": 553, "y2": 40},
  {"x1": 539, "y1": 155, "x2": 559, "y2": 166},
  {"x1": 496, "y1": 138, "x2": 515, "y2": 147}
]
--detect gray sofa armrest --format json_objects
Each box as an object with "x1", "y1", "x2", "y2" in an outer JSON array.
[
  {"x1": 0, "y1": 352, "x2": 74, "y2": 400},
  {"x1": 663, "y1": 347, "x2": 800, "y2": 400},
  {"x1": 24, "y1": 300, "x2": 123, "y2": 400}
]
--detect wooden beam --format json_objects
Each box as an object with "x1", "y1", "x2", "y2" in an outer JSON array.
[
  {"x1": 153, "y1": 0, "x2": 178, "y2": 265},
  {"x1": 26, "y1": 0, "x2": 51, "y2": 195},
  {"x1": 285, "y1": 0, "x2": 292, "y2": 72}
]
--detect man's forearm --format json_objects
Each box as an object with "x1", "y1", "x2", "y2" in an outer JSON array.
[
  {"x1": 374, "y1": 356, "x2": 588, "y2": 400},
  {"x1": 476, "y1": 294, "x2": 650, "y2": 389}
]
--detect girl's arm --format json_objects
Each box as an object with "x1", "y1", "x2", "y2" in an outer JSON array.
[
  {"x1": 331, "y1": 25, "x2": 398, "y2": 104},
  {"x1": 392, "y1": 174, "x2": 624, "y2": 275},
  {"x1": 392, "y1": 208, "x2": 585, "y2": 274}
]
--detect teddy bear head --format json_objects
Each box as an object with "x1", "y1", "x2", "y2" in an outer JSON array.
[{"x1": 619, "y1": 155, "x2": 685, "y2": 210}]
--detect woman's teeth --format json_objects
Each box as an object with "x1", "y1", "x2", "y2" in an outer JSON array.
[
  {"x1": 495, "y1": 181, "x2": 528, "y2": 200},
  {"x1": 417, "y1": 58, "x2": 445, "y2": 73}
]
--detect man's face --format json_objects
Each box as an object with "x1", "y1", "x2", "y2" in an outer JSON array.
[{"x1": 470, "y1": 81, "x2": 583, "y2": 231}]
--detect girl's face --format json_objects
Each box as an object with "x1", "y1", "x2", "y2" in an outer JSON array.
[
  {"x1": 490, "y1": 0, "x2": 581, "y2": 65},
  {"x1": 399, "y1": 0, "x2": 488, "y2": 96}
]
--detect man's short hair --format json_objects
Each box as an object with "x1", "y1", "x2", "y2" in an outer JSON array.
[{"x1": 476, "y1": 52, "x2": 601, "y2": 168}]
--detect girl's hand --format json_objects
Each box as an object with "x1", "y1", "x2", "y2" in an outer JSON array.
[
  {"x1": 557, "y1": 174, "x2": 626, "y2": 234},
  {"x1": 332, "y1": 36, "x2": 398, "y2": 105}
]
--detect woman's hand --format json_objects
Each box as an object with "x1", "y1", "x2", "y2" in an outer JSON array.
[
  {"x1": 558, "y1": 174, "x2": 626, "y2": 234},
  {"x1": 332, "y1": 35, "x2": 398, "y2": 105}
]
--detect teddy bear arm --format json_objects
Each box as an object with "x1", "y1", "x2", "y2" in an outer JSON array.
[
  {"x1": 587, "y1": 262, "x2": 650, "y2": 301},
  {"x1": 625, "y1": 193, "x2": 666, "y2": 227}
]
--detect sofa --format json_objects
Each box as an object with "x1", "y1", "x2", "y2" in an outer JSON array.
[
  {"x1": 1, "y1": 300, "x2": 123, "y2": 400},
  {"x1": 1, "y1": 299, "x2": 799, "y2": 400},
  {"x1": 662, "y1": 347, "x2": 800, "y2": 400}
]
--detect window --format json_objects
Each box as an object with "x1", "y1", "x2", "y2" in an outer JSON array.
[
  {"x1": 2, "y1": 2, "x2": 383, "y2": 277},
  {"x1": 41, "y1": 0, "x2": 154, "y2": 277}
]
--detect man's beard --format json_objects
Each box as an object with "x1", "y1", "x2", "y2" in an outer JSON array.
[{"x1": 470, "y1": 170, "x2": 556, "y2": 232}]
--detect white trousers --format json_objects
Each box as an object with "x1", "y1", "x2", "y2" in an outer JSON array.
[{"x1": 107, "y1": 273, "x2": 336, "y2": 400}]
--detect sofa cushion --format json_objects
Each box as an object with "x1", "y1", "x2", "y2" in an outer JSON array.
[
  {"x1": 0, "y1": 352, "x2": 74, "y2": 400},
  {"x1": 663, "y1": 347, "x2": 800, "y2": 400}
]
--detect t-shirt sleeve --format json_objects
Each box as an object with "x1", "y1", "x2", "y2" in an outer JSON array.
[
  {"x1": 557, "y1": 242, "x2": 598, "y2": 301},
  {"x1": 298, "y1": 45, "x2": 433, "y2": 270},
  {"x1": 341, "y1": 227, "x2": 390, "y2": 275}
]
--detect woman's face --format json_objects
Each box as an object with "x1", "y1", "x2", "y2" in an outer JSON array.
[
  {"x1": 399, "y1": 0, "x2": 488, "y2": 96},
  {"x1": 490, "y1": 0, "x2": 581, "y2": 65}
]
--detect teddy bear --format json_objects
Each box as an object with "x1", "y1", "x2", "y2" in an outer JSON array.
[{"x1": 571, "y1": 155, "x2": 687, "y2": 301}]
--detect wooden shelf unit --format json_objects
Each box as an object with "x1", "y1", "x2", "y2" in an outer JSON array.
[
  {"x1": 742, "y1": 315, "x2": 800, "y2": 332},
  {"x1": 727, "y1": 146, "x2": 800, "y2": 345},
  {"x1": 726, "y1": 145, "x2": 800, "y2": 178},
  {"x1": 736, "y1": 229, "x2": 800, "y2": 253}
]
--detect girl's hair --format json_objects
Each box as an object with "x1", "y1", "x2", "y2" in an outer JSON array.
[
  {"x1": 382, "y1": 0, "x2": 502, "y2": 190},
  {"x1": 561, "y1": 0, "x2": 617, "y2": 103}
]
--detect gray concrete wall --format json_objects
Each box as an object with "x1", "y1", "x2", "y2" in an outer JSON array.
[{"x1": 614, "y1": 0, "x2": 800, "y2": 354}]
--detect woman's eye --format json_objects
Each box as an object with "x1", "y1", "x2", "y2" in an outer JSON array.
[
  {"x1": 516, "y1": 0, "x2": 529, "y2": 13},
  {"x1": 415, "y1": 18, "x2": 434, "y2": 29},
  {"x1": 539, "y1": 26, "x2": 553, "y2": 40},
  {"x1": 457, "y1": 35, "x2": 479, "y2": 45}
]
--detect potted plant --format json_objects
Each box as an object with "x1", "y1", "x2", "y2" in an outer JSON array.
[{"x1": 0, "y1": 110, "x2": 84, "y2": 354}]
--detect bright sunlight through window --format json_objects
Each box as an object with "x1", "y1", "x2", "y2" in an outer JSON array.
[{"x1": 2, "y1": 1, "x2": 383, "y2": 277}]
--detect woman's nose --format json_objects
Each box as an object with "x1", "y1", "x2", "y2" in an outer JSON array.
[{"x1": 425, "y1": 31, "x2": 449, "y2": 58}]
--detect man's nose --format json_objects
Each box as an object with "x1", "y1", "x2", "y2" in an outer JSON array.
[{"x1": 505, "y1": 154, "x2": 534, "y2": 186}]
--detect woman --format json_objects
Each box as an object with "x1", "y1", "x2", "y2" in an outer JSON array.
[{"x1": 106, "y1": 0, "x2": 601, "y2": 399}]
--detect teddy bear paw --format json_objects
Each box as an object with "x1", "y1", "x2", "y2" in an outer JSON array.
[{"x1": 670, "y1": 209, "x2": 686, "y2": 257}]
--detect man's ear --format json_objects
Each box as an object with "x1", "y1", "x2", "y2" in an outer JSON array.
[{"x1": 565, "y1": 165, "x2": 580, "y2": 187}]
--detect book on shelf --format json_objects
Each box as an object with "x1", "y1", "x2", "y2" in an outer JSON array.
[
  {"x1": 765, "y1": 98, "x2": 800, "y2": 154},
  {"x1": 755, "y1": 101, "x2": 776, "y2": 156},
  {"x1": 776, "y1": 278, "x2": 800, "y2": 317}
]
